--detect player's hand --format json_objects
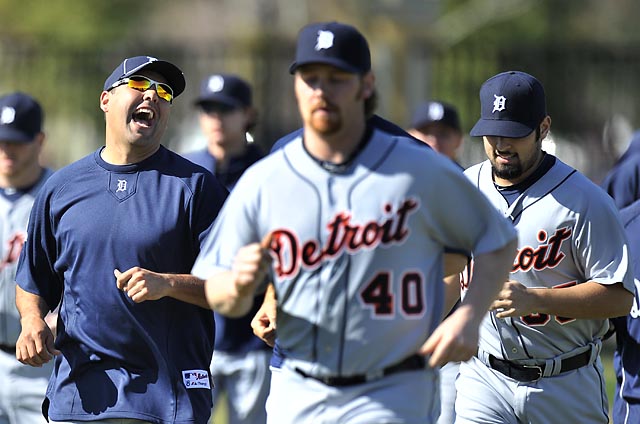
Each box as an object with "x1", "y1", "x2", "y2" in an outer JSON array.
[
  {"x1": 115, "y1": 267, "x2": 169, "y2": 303},
  {"x1": 232, "y1": 234, "x2": 273, "y2": 297},
  {"x1": 489, "y1": 280, "x2": 537, "y2": 318},
  {"x1": 419, "y1": 304, "x2": 479, "y2": 367},
  {"x1": 16, "y1": 315, "x2": 60, "y2": 367},
  {"x1": 251, "y1": 293, "x2": 277, "y2": 347}
]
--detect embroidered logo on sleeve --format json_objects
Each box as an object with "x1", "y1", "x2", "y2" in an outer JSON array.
[{"x1": 182, "y1": 369, "x2": 211, "y2": 389}]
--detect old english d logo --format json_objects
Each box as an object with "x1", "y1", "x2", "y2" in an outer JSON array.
[{"x1": 108, "y1": 173, "x2": 138, "y2": 201}]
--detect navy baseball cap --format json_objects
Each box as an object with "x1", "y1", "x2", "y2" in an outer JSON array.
[
  {"x1": 194, "y1": 74, "x2": 252, "y2": 108},
  {"x1": 0, "y1": 92, "x2": 43, "y2": 143},
  {"x1": 410, "y1": 101, "x2": 461, "y2": 132},
  {"x1": 289, "y1": 21, "x2": 371, "y2": 75},
  {"x1": 470, "y1": 71, "x2": 547, "y2": 138},
  {"x1": 103, "y1": 55, "x2": 186, "y2": 98}
]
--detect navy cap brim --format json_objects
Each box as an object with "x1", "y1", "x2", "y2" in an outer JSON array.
[
  {"x1": 289, "y1": 58, "x2": 363, "y2": 74},
  {"x1": 469, "y1": 119, "x2": 534, "y2": 138},
  {"x1": 0, "y1": 126, "x2": 35, "y2": 143}
]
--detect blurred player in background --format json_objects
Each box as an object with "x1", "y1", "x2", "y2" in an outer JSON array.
[
  {"x1": 611, "y1": 199, "x2": 640, "y2": 424},
  {"x1": 0, "y1": 92, "x2": 55, "y2": 424},
  {"x1": 408, "y1": 100, "x2": 464, "y2": 168},
  {"x1": 457, "y1": 70, "x2": 634, "y2": 424},
  {"x1": 192, "y1": 21, "x2": 517, "y2": 424},
  {"x1": 600, "y1": 122, "x2": 640, "y2": 424},
  {"x1": 184, "y1": 73, "x2": 269, "y2": 424},
  {"x1": 185, "y1": 73, "x2": 263, "y2": 188},
  {"x1": 14, "y1": 56, "x2": 227, "y2": 423},
  {"x1": 601, "y1": 130, "x2": 640, "y2": 209}
]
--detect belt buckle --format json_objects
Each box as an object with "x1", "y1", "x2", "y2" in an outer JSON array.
[{"x1": 522, "y1": 364, "x2": 543, "y2": 382}]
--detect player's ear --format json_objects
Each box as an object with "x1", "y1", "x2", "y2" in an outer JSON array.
[
  {"x1": 33, "y1": 132, "x2": 45, "y2": 149},
  {"x1": 539, "y1": 116, "x2": 552, "y2": 139},
  {"x1": 360, "y1": 71, "x2": 375, "y2": 101},
  {"x1": 99, "y1": 91, "x2": 110, "y2": 113}
]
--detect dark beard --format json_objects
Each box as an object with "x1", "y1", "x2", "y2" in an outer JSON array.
[{"x1": 492, "y1": 163, "x2": 523, "y2": 180}]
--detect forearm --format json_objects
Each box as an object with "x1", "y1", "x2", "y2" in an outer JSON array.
[
  {"x1": 462, "y1": 239, "x2": 517, "y2": 317},
  {"x1": 16, "y1": 285, "x2": 49, "y2": 321},
  {"x1": 204, "y1": 270, "x2": 256, "y2": 317},
  {"x1": 529, "y1": 281, "x2": 633, "y2": 319},
  {"x1": 163, "y1": 274, "x2": 210, "y2": 309},
  {"x1": 263, "y1": 283, "x2": 276, "y2": 305}
]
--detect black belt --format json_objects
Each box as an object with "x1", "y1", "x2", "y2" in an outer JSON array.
[
  {"x1": 295, "y1": 354, "x2": 426, "y2": 387},
  {"x1": 488, "y1": 350, "x2": 591, "y2": 382},
  {"x1": 0, "y1": 344, "x2": 15, "y2": 354}
]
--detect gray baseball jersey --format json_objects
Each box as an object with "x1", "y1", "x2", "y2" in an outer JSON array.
[
  {"x1": 0, "y1": 168, "x2": 53, "y2": 424},
  {"x1": 465, "y1": 157, "x2": 634, "y2": 360},
  {"x1": 193, "y1": 130, "x2": 516, "y2": 379},
  {"x1": 0, "y1": 169, "x2": 53, "y2": 346},
  {"x1": 455, "y1": 157, "x2": 634, "y2": 424}
]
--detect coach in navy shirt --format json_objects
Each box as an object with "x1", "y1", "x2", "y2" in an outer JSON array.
[{"x1": 14, "y1": 56, "x2": 227, "y2": 423}]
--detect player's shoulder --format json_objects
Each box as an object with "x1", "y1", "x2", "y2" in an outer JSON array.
[
  {"x1": 270, "y1": 128, "x2": 303, "y2": 153},
  {"x1": 43, "y1": 150, "x2": 97, "y2": 187},
  {"x1": 556, "y1": 158, "x2": 608, "y2": 194},
  {"x1": 464, "y1": 160, "x2": 488, "y2": 176},
  {"x1": 462, "y1": 160, "x2": 491, "y2": 186},
  {"x1": 620, "y1": 199, "x2": 640, "y2": 228},
  {"x1": 219, "y1": 153, "x2": 284, "y2": 207},
  {"x1": 369, "y1": 114, "x2": 430, "y2": 150},
  {"x1": 550, "y1": 157, "x2": 621, "y2": 215},
  {"x1": 606, "y1": 154, "x2": 640, "y2": 181}
]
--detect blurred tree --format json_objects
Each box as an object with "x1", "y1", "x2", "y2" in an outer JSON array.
[{"x1": 0, "y1": 0, "x2": 143, "y2": 48}]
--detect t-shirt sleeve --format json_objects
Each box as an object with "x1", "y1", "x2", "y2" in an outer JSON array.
[
  {"x1": 191, "y1": 168, "x2": 262, "y2": 280},
  {"x1": 576, "y1": 190, "x2": 635, "y2": 292},
  {"x1": 15, "y1": 185, "x2": 62, "y2": 312}
]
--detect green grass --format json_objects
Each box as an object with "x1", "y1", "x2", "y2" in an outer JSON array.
[
  {"x1": 209, "y1": 393, "x2": 228, "y2": 424},
  {"x1": 208, "y1": 343, "x2": 618, "y2": 424},
  {"x1": 603, "y1": 339, "x2": 617, "y2": 423}
]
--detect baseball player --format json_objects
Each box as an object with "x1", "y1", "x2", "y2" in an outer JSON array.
[
  {"x1": 253, "y1": 110, "x2": 469, "y2": 424},
  {"x1": 408, "y1": 99, "x2": 465, "y2": 424},
  {"x1": 407, "y1": 100, "x2": 464, "y2": 168},
  {"x1": 0, "y1": 92, "x2": 55, "y2": 424},
  {"x1": 601, "y1": 130, "x2": 640, "y2": 209},
  {"x1": 184, "y1": 73, "x2": 270, "y2": 424},
  {"x1": 14, "y1": 56, "x2": 228, "y2": 423},
  {"x1": 611, "y1": 199, "x2": 640, "y2": 424},
  {"x1": 192, "y1": 21, "x2": 518, "y2": 424},
  {"x1": 456, "y1": 70, "x2": 635, "y2": 424}
]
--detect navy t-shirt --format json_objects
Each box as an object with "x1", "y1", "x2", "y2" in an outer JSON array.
[{"x1": 16, "y1": 145, "x2": 227, "y2": 423}]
